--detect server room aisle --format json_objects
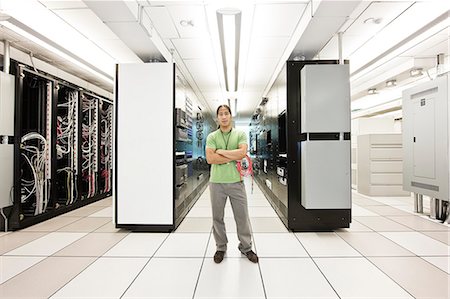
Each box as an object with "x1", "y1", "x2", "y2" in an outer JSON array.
[{"x1": 0, "y1": 178, "x2": 449, "y2": 299}]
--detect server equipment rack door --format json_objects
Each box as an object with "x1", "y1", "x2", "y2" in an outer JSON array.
[
  {"x1": 286, "y1": 60, "x2": 351, "y2": 231},
  {"x1": 115, "y1": 62, "x2": 175, "y2": 231}
]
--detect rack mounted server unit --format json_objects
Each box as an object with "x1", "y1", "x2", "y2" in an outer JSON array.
[{"x1": 252, "y1": 60, "x2": 351, "y2": 231}]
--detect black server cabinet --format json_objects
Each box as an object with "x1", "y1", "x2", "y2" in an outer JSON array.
[
  {"x1": 253, "y1": 60, "x2": 351, "y2": 231},
  {"x1": 2, "y1": 63, "x2": 113, "y2": 231}
]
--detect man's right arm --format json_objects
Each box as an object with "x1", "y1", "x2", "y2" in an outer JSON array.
[{"x1": 206, "y1": 147, "x2": 233, "y2": 164}]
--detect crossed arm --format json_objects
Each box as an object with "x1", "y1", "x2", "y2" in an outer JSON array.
[{"x1": 206, "y1": 144, "x2": 248, "y2": 165}]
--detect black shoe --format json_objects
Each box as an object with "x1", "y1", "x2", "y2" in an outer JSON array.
[
  {"x1": 214, "y1": 251, "x2": 225, "y2": 263},
  {"x1": 244, "y1": 250, "x2": 259, "y2": 263}
]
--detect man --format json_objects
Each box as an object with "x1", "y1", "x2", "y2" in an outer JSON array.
[{"x1": 205, "y1": 104, "x2": 258, "y2": 264}]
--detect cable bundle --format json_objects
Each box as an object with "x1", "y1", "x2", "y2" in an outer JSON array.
[
  {"x1": 21, "y1": 132, "x2": 49, "y2": 215},
  {"x1": 100, "y1": 104, "x2": 112, "y2": 193},
  {"x1": 56, "y1": 90, "x2": 78, "y2": 204},
  {"x1": 236, "y1": 155, "x2": 254, "y2": 193},
  {"x1": 81, "y1": 95, "x2": 97, "y2": 198}
]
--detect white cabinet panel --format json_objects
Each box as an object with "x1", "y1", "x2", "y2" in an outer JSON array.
[{"x1": 301, "y1": 140, "x2": 351, "y2": 209}]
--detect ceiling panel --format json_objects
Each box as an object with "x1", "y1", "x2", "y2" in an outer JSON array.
[
  {"x1": 417, "y1": 38, "x2": 449, "y2": 56},
  {"x1": 53, "y1": 9, "x2": 118, "y2": 40},
  {"x1": 39, "y1": 0, "x2": 87, "y2": 9},
  {"x1": 106, "y1": 22, "x2": 162, "y2": 62},
  {"x1": 247, "y1": 37, "x2": 289, "y2": 58},
  {"x1": 293, "y1": 16, "x2": 348, "y2": 59},
  {"x1": 345, "y1": 2, "x2": 413, "y2": 37},
  {"x1": 184, "y1": 59, "x2": 221, "y2": 91},
  {"x1": 350, "y1": 1, "x2": 446, "y2": 71},
  {"x1": 167, "y1": 5, "x2": 209, "y2": 38},
  {"x1": 252, "y1": 3, "x2": 307, "y2": 37},
  {"x1": 84, "y1": 1, "x2": 137, "y2": 22},
  {"x1": 144, "y1": 7, "x2": 179, "y2": 39},
  {"x1": 400, "y1": 27, "x2": 449, "y2": 57},
  {"x1": 172, "y1": 38, "x2": 214, "y2": 60},
  {"x1": 95, "y1": 39, "x2": 141, "y2": 63},
  {"x1": 244, "y1": 58, "x2": 279, "y2": 89}
]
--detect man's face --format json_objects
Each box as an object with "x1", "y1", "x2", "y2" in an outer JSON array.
[{"x1": 217, "y1": 107, "x2": 231, "y2": 127}]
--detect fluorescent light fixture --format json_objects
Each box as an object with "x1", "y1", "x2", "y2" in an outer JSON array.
[
  {"x1": 0, "y1": 19, "x2": 113, "y2": 85},
  {"x1": 227, "y1": 98, "x2": 237, "y2": 116},
  {"x1": 217, "y1": 8, "x2": 241, "y2": 92}
]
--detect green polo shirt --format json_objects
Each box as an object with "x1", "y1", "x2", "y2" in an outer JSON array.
[{"x1": 206, "y1": 128, "x2": 247, "y2": 183}]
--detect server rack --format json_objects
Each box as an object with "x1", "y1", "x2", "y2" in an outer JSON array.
[
  {"x1": 252, "y1": 60, "x2": 351, "y2": 231},
  {"x1": 115, "y1": 63, "x2": 214, "y2": 231},
  {"x1": 1, "y1": 62, "x2": 113, "y2": 231}
]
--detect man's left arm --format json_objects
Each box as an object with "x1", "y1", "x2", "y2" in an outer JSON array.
[
  {"x1": 216, "y1": 131, "x2": 248, "y2": 161},
  {"x1": 216, "y1": 144, "x2": 247, "y2": 161}
]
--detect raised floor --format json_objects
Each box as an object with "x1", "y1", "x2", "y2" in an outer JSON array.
[{"x1": 0, "y1": 178, "x2": 449, "y2": 299}]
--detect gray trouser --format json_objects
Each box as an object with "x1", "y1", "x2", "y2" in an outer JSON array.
[{"x1": 209, "y1": 182, "x2": 252, "y2": 253}]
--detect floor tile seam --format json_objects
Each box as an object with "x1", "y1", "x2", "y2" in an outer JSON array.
[
  {"x1": 252, "y1": 235, "x2": 268, "y2": 299},
  {"x1": 0, "y1": 255, "x2": 49, "y2": 285},
  {"x1": 50, "y1": 231, "x2": 128, "y2": 258},
  {"x1": 378, "y1": 224, "x2": 450, "y2": 247},
  {"x1": 0, "y1": 231, "x2": 53, "y2": 254},
  {"x1": 292, "y1": 233, "x2": 342, "y2": 299},
  {"x1": 46, "y1": 253, "x2": 102, "y2": 299},
  {"x1": 2, "y1": 231, "x2": 89, "y2": 256},
  {"x1": 191, "y1": 226, "x2": 212, "y2": 299},
  {"x1": 417, "y1": 256, "x2": 450, "y2": 275},
  {"x1": 56, "y1": 234, "x2": 169, "y2": 298},
  {"x1": 335, "y1": 227, "x2": 418, "y2": 298},
  {"x1": 118, "y1": 257, "x2": 153, "y2": 299}
]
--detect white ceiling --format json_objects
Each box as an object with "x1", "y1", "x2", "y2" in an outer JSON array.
[{"x1": 0, "y1": 0, "x2": 448, "y2": 121}]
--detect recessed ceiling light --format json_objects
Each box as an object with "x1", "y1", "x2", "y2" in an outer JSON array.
[
  {"x1": 180, "y1": 20, "x2": 194, "y2": 27},
  {"x1": 385, "y1": 79, "x2": 397, "y2": 88},
  {"x1": 410, "y1": 68, "x2": 423, "y2": 77},
  {"x1": 363, "y1": 17, "x2": 382, "y2": 25},
  {"x1": 367, "y1": 88, "x2": 377, "y2": 95}
]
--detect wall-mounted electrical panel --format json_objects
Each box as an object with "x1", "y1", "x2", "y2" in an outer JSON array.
[
  {"x1": 250, "y1": 60, "x2": 351, "y2": 231},
  {"x1": 0, "y1": 62, "x2": 113, "y2": 231},
  {"x1": 402, "y1": 74, "x2": 449, "y2": 201}
]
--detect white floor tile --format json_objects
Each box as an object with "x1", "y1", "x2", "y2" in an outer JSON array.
[
  {"x1": 250, "y1": 217, "x2": 288, "y2": 233},
  {"x1": 122, "y1": 258, "x2": 203, "y2": 299},
  {"x1": 380, "y1": 232, "x2": 450, "y2": 256},
  {"x1": 186, "y1": 207, "x2": 212, "y2": 218},
  {"x1": 260, "y1": 258, "x2": 338, "y2": 299},
  {"x1": 253, "y1": 233, "x2": 308, "y2": 257},
  {"x1": 0, "y1": 256, "x2": 46, "y2": 283},
  {"x1": 352, "y1": 205, "x2": 379, "y2": 216},
  {"x1": 50, "y1": 257, "x2": 148, "y2": 299},
  {"x1": 296, "y1": 232, "x2": 361, "y2": 257},
  {"x1": 194, "y1": 258, "x2": 264, "y2": 299},
  {"x1": 175, "y1": 217, "x2": 212, "y2": 233},
  {"x1": 315, "y1": 258, "x2": 413, "y2": 299},
  {"x1": 335, "y1": 220, "x2": 373, "y2": 232},
  {"x1": 103, "y1": 233, "x2": 168, "y2": 257},
  {"x1": 4, "y1": 232, "x2": 87, "y2": 256},
  {"x1": 87, "y1": 207, "x2": 113, "y2": 218},
  {"x1": 247, "y1": 199, "x2": 271, "y2": 207},
  {"x1": 193, "y1": 200, "x2": 211, "y2": 207},
  {"x1": 249, "y1": 207, "x2": 278, "y2": 217},
  {"x1": 154, "y1": 233, "x2": 210, "y2": 257},
  {"x1": 422, "y1": 256, "x2": 450, "y2": 274}
]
